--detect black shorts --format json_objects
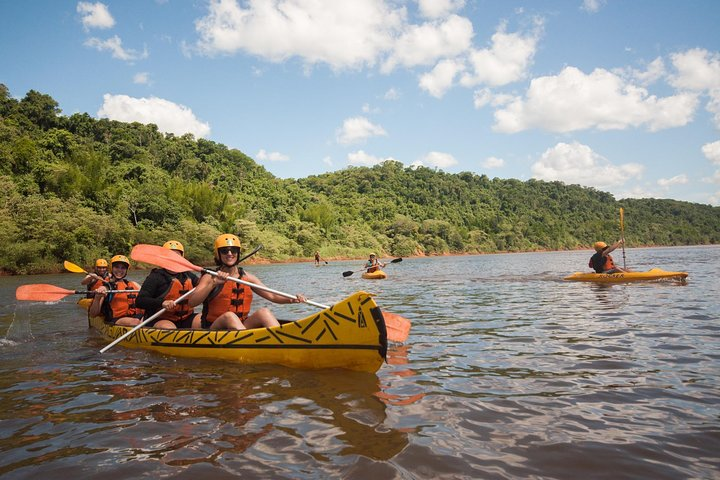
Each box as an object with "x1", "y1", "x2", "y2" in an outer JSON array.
[{"x1": 146, "y1": 314, "x2": 195, "y2": 329}]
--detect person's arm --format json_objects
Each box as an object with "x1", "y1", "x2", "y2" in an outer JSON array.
[
  {"x1": 603, "y1": 239, "x2": 624, "y2": 256},
  {"x1": 88, "y1": 286, "x2": 106, "y2": 317},
  {"x1": 187, "y1": 273, "x2": 218, "y2": 307},
  {"x1": 135, "y1": 271, "x2": 165, "y2": 311},
  {"x1": 246, "y1": 271, "x2": 306, "y2": 304}
]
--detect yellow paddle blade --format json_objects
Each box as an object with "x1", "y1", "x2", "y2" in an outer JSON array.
[{"x1": 64, "y1": 261, "x2": 88, "y2": 274}]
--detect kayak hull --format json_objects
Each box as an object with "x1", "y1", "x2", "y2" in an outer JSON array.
[
  {"x1": 564, "y1": 268, "x2": 688, "y2": 283},
  {"x1": 77, "y1": 298, "x2": 93, "y2": 309},
  {"x1": 362, "y1": 270, "x2": 387, "y2": 280},
  {"x1": 89, "y1": 291, "x2": 387, "y2": 373}
]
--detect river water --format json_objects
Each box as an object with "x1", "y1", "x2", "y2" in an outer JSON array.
[{"x1": 1, "y1": 246, "x2": 718, "y2": 479}]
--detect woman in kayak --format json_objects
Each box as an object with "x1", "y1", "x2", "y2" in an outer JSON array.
[
  {"x1": 88, "y1": 255, "x2": 144, "y2": 326},
  {"x1": 135, "y1": 240, "x2": 199, "y2": 329},
  {"x1": 187, "y1": 234, "x2": 306, "y2": 330},
  {"x1": 589, "y1": 240, "x2": 627, "y2": 273},
  {"x1": 81, "y1": 258, "x2": 110, "y2": 297},
  {"x1": 364, "y1": 253, "x2": 386, "y2": 273}
]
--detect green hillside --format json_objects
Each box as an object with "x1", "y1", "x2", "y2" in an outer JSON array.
[{"x1": 1, "y1": 85, "x2": 718, "y2": 274}]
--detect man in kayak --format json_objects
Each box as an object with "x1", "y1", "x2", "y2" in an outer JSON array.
[
  {"x1": 187, "y1": 234, "x2": 306, "y2": 330},
  {"x1": 365, "y1": 253, "x2": 386, "y2": 273},
  {"x1": 89, "y1": 255, "x2": 144, "y2": 326},
  {"x1": 136, "y1": 240, "x2": 199, "y2": 329},
  {"x1": 589, "y1": 240, "x2": 627, "y2": 273},
  {"x1": 81, "y1": 258, "x2": 110, "y2": 297},
  {"x1": 314, "y1": 251, "x2": 321, "y2": 265}
]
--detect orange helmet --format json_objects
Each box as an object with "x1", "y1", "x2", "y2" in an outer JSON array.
[
  {"x1": 110, "y1": 255, "x2": 130, "y2": 267},
  {"x1": 163, "y1": 240, "x2": 184, "y2": 255},
  {"x1": 214, "y1": 234, "x2": 241, "y2": 264},
  {"x1": 593, "y1": 241, "x2": 607, "y2": 252},
  {"x1": 95, "y1": 259, "x2": 108, "y2": 267}
]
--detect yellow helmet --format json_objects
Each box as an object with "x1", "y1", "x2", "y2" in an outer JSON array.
[
  {"x1": 214, "y1": 234, "x2": 241, "y2": 258},
  {"x1": 110, "y1": 255, "x2": 130, "y2": 267},
  {"x1": 369, "y1": 252, "x2": 376, "y2": 257},
  {"x1": 95, "y1": 259, "x2": 108, "y2": 267},
  {"x1": 593, "y1": 241, "x2": 607, "y2": 252},
  {"x1": 163, "y1": 240, "x2": 185, "y2": 254}
]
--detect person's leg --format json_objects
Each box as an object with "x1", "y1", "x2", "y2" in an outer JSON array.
[
  {"x1": 210, "y1": 312, "x2": 245, "y2": 330},
  {"x1": 243, "y1": 308, "x2": 280, "y2": 329},
  {"x1": 115, "y1": 316, "x2": 141, "y2": 326}
]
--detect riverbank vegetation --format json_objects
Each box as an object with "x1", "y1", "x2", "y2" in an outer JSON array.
[{"x1": 2, "y1": 85, "x2": 719, "y2": 274}]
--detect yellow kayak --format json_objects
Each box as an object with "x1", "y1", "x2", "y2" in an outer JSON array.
[
  {"x1": 77, "y1": 298, "x2": 93, "y2": 309},
  {"x1": 89, "y1": 291, "x2": 387, "y2": 373},
  {"x1": 564, "y1": 268, "x2": 688, "y2": 283},
  {"x1": 362, "y1": 270, "x2": 387, "y2": 280}
]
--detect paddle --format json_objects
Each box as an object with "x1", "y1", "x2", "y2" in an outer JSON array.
[
  {"x1": 130, "y1": 244, "x2": 410, "y2": 342},
  {"x1": 64, "y1": 260, "x2": 110, "y2": 285},
  {"x1": 343, "y1": 257, "x2": 402, "y2": 277},
  {"x1": 99, "y1": 288, "x2": 196, "y2": 354},
  {"x1": 16, "y1": 284, "x2": 138, "y2": 303},
  {"x1": 619, "y1": 207, "x2": 627, "y2": 270}
]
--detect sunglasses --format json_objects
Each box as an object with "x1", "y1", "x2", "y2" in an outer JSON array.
[{"x1": 218, "y1": 247, "x2": 240, "y2": 255}]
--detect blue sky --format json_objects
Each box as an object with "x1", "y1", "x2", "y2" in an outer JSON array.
[{"x1": 2, "y1": 0, "x2": 720, "y2": 205}]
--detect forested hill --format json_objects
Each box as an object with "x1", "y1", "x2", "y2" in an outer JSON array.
[{"x1": 2, "y1": 85, "x2": 719, "y2": 274}]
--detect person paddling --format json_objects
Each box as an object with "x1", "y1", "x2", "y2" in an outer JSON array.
[
  {"x1": 187, "y1": 234, "x2": 306, "y2": 330},
  {"x1": 88, "y1": 255, "x2": 144, "y2": 326},
  {"x1": 81, "y1": 258, "x2": 110, "y2": 297},
  {"x1": 135, "y1": 240, "x2": 199, "y2": 329},
  {"x1": 364, "y1": 253, "x2": 386, "y2": 273},
  {"x1": 588, "y1": 240, "x2": 628, "y2": 273}
]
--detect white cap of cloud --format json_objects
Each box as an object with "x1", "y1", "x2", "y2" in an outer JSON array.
[
  {"x1": 347, "y1": 150, "x2": 389, "y2": 166},
  {"x1": 256, "y1": 149, "x2": 290, "y2": 162},
  {"x1": 419, "y1": 58, "x2": 465, "y2": 98},
  {"x1": 97, "y1": 94, "x2": 210, "y2": 138},
  {"x1": 84, "y1": 36, "x2": 148, "y2": 62},
  {"x1": 418, "y1": 0, "x2": 466, "y2": 19},
  {"x1": 702, "y1": 141, "x2": 720, "y2": 165},
  {"x1": 669, "y1": 48, "x2": 720, "y2": 92},
  {"x1": 657, "y1": 174, "x2": 689, "y2": 187},
  {"x1": 77, "y1": 1, "x2": 115, "y2": 30},
  {"x1": 482, "y1": 156, "x2": 504, "y2": 169},
  {"x1": 494, "y1": 66, "x2": 699, "y2": 133},
  {"x1": 531, "y1": 142, "x2": 644, "y2": 189},
  {"x1": 336, "y1": 116, "x2": 387, "y2": 145},
  {"x1": 417, "y1": 151, "x2": 458, "y2": 169}
]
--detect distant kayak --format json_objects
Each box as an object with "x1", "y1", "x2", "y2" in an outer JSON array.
[
  {"x1": 564, "y1": 268, "x2": 688, "y2": 283},
  {"x1": 362, "y1": 270, "x2": 387, "y2": 280}
]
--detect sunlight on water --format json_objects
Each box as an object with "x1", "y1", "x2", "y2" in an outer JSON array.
[{"x1": 0, "y1": 246, "x2": 718, "y2": 478}]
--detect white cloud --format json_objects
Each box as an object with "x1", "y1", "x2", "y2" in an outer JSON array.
[
  {"x1": 381, "y1": 15, "x2": 473, "y2": 72},
  {"x1": 418, "y1": 0, "x2": 466, "y2": 19},
  {"x1": 494, "y1": 66, "x2": 699, "y2": 133},
  {"x1": 709, "y1": 191, "x2": 720, "y2": 206},
  {"x1": 77, "y1": 2, "x2": 115, "y2": 30},
  {"x1": 416, "y1": 151, "x2": 458, "y2": 169},
  {"x1": 581, "y1": 0, "x2": 605, "y2": 13},
  {"x1": 657, "y1": 174, "x2": 688, "y2": 187},
  {"x1": 256, "y1": 149, "x2": 290, "y2": 162},
  {"x1": 482, "y1": 156, "x2": 504, "y2": 168},
  {"x1": 97, "y1": 94, "x2": 211, "y2": 138},
  {"x1": 702, "y1": 140, "x2": 720, "y2": 164},
  {"x1": 322, "y1": 156, "x2": 332, "y2": 166},
  {"x1": 84, "y1": 35, "x2": 148, "y2": 61},
  {"x1": 707, "y1": 89, "x2": 720, "y2": 129},
  {"x1": 459, "y1": 20, "x2": 541, "y2": 88},
  {"x1": 473, "y1": 88, "x2": 493, "y2": 108},
  {"x1": 704, "y1": 170, "x2": 720, "y2": 185},
  {"x1": 669, "y1": 48, "x2": 720, "y2": 92},
  {"x1": 419, "y1": 59, "x2": 465, "y2": 98},
  {"x1": 133, "y1": 72, "x2": 150, "y2": 84},
  {"x1": 336, "y1": 116, "x2": 387, "y2": 145},
  {"x1": 531, "y1": 142, "x2": 644, "y2": 189},
  {"x1": 347, "y1": 150, "x2": 388, "y2": 166},
  {"x1": 384, "y1": 88, "x2": 400, "y2": 100},
  {"x1": 194, "y1": 0, "x2": 405, "y2": 70},
  {"x1": 624, "y1": 57, "x2": 666, "y2": 86}
]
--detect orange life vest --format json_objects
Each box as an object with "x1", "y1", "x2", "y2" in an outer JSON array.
[
  {"x1": 86, "y1": 273, "x2": 110, "y2": 297},
  {"x1": 156, "y1": 275, "x2": 195, "y2": 323},
  {"x1": 589, "y1": 253, "x2": 616, "y2": 273},
  {"x1": 202, "y1": 269, "x2": 253, "y2": 325},
  {"x1": 105, "y1": 279, "x2": 143, "y2": 321}
]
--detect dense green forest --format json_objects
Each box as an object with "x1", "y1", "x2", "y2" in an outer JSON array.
[{"x1": 1, "y1": 84, "x2": 719, "y2": 274}]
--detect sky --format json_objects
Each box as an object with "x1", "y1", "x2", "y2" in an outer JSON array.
[{"x1": 1, "y1": 0, "x2": 720, "y2": 206}]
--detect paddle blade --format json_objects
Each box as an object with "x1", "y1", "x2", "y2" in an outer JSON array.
[
  {"x1": 383, "y1": 312, "x2": 411, "y2": 343},
  {"x1": 390, "y1": 257, "x2": 402, "y2": 263},
  {"x1": 342, "y1": 270, "x2": 355, "y2": 277},
  {"x1": 16, "y1": 284, "x2": 75, "y2": 302},
  {"x1": 130, "y1": 244, "x2": 201, "y2": 273},
  {"x1": 64, "y1": 261, "x2": 88, "y2": 274}
]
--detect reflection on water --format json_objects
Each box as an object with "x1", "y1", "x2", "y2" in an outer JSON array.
[{"x1": 1, "y1": 246, "x2": 719, "y2": 478}]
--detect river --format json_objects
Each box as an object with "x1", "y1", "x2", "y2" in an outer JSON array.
[{"x1": 1, "y1": 246, "x2": 718, "y2": 479}]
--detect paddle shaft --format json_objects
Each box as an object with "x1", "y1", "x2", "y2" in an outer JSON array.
[
  {"x1": 620, "y1": 208, "x2": 626, "y2": 269},
  {"x1": 99, "y1": 288, "x2": 196, "y2": 353}
]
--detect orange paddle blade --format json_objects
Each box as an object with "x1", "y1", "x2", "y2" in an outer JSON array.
[
  {"x1": 383, "y1": 311, "x2": 411, "y2": 343},
  {"x1": 16, "y1": 284, "x2": 77, "y2": 302},
  {"x1": 130, "y1": 244, "x2": 201, "y2": 273}
]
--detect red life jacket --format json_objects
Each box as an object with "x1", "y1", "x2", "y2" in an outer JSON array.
[
  {"x1": 202, "y1": 269, "x2": 253, "y2": 324},
  {"x1": 156, "y1": 276, "x2": 195, "y2": 323},
  {"x1": 105, "y1": 279, "x2": 143, "y2": 321}
]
